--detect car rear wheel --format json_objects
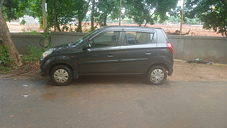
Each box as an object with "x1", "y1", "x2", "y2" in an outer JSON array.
[
  {"x1": 147, "y1": 66, "x2": 167, "y2": 85},
  {"x1": 50, "y1": 65, "x2": 73, "y2": 86}
]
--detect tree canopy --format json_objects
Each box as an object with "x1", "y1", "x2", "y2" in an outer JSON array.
[
  {"x1": 95, "y1": 0, "x2": 120, "y2": 26},
  {"x1": 186, "y1": 0, "x2": 227, "y2": 36},
  {"x1": 1, "y1": 0, "x2": 30, "y2": 21},
  {"x1": 125, "y1": 0, "x2": 178, "y2": 26},
  {"x1": 28, "y1": 0, "x2": 179, "y2": 30}
]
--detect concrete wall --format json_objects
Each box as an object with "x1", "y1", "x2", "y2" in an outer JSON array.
[
  {"x1": 11, "y1": 32, "x2": 87, "y2": 54},
  {"x1": 11, "y1": 33, "x2": 43, "y2": 54},
  {"x1": 11, "y1": 32, "x2": 227, "y2": 63},
  {"x1": 51, "y1": 32, "x2": 87, "y2": 46},
  {"x1": 168, "y1": 35, "x2": 227, "y2": 63}
]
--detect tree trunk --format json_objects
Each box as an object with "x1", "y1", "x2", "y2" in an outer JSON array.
[
  {"x1": 0, "y1": 5, "x2": 22, "y2": 67},
  {"x1": 54, "y1": 0, "x2": 57, "y2": 31},
  {"x1": 103, "y1": 12, "x2": 108, "y2": 26},
  {"x1": 90, "y1": 0, "x2": 95, "y2": 31},
  {"x1": 76, "y1": 20, "x2": 82, "y2": 32}
]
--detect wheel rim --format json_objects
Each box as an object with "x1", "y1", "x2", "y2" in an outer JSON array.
[
  {"x1": 150, "y1": 69, "x2": 164, "y2": 83},
  {"x1": 53, "y1": 69, "x2": 69, "y2": 83}
]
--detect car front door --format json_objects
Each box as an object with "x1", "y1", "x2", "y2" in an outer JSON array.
[{"x1": 77, "y1": 31, "x2": 121, "y2": 75}]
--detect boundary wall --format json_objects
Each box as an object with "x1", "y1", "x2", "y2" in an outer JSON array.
[{"x1": 168, "y1": 35, "x2": 227, "y2": 63}]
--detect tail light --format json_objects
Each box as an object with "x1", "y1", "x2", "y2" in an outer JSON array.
[{"x1": 167, "y1": 42, "x2": 174, "y2": 54}]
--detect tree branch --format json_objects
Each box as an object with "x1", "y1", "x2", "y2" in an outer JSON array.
[
  {"x1": 0, "y1": 0, "x2": 4, "y2": 6},
  {"x1": 224, "y1": 0, "x2": 227, "y2": 5},
  {"x1": 0, "y1": 0, "x2": 4, "y2": 16}
]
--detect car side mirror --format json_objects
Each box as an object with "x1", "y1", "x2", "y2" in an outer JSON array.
[{"x1": 82, "y1": 43, "x2": 91, "y2": 50}]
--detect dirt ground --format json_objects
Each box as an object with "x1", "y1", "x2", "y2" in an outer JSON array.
[
  {"x1": 169, "y1": 60, "x2": 227, "y2": 81},
  {"x1": 1, "y1": 60, "x2": 227, "y2": 82}
]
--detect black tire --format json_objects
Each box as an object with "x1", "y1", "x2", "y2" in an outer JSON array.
[
  {"x1": 50, "y1": 65, "x2": 73, "y2": 86},
  {"x1": 147, "y1": 66, "x2": 167, "y2": 85}
]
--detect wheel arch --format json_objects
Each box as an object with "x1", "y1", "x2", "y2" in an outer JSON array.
[
  {"x1": 49, "y1": 63, "x2": 72, "y2": 73},
  {"x1": 147, "y1": 63, "x2": 170, "y2": 76},
  {"x1": 49, "y1": 62, "x2": 78, "y2": 79}
]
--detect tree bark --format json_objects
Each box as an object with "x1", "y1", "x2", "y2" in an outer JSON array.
[
  {"x1": 76, "y1": 20, "x2": 82, "y2": 32},
  {"x1": 54, "y1": 0, "x2": 57, "y2": 31},
  {"x1": 103, "y1": 11, "x2": 108, "y2": 26},
  {"x1": 0, "y1": 4, "x2": 22, "y2": 67},
  {"x1": 90, "y1": 0, "x2": 95, "y2": 31}
]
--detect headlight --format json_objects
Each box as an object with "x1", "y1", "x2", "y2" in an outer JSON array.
[{"x1": 42, "y1": 50, "x2": 53, "y2": 58}]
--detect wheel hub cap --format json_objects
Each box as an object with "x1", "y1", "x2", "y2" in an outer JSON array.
[
  {"x1": 150, "y1": 69, "x2": 164, "y2": 83},
  {"x1": 54, "y1": 69, "x2": 69, "y2": 83}
]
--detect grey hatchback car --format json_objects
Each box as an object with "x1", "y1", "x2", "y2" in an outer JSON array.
[{"x1": 40, "y1": 26, "x2": 174, "y2": 86}]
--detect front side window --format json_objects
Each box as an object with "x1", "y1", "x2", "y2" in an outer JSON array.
[
  {"x1": 124, "y1": 32, "x2": 155, "y2": 45},
  {"x1": 88, "y1": 31, "x2": 120, "y2": 48}
]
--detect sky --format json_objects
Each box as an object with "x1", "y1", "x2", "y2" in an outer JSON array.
[{"x1": 177, "y1": 0, "x2": 184, "y2": 7}]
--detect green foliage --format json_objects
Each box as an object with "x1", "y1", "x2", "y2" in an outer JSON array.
[
  {"x1": 153, "y1": 0, "x2": 178, "y2": 23},
  {"x1": 95, "y1": 0, "x2": 120, "y2": 26},
  {"x1": 48, "y1": 0, "x2": 78, "y2": 31},
  {"x1": 0, "y1": 45, "x2": 12, "y2": 65},
  {"x1": 26, "y1": 0, "x2": 42, "y2": 18},
  {"x1": 0, "y1": 66, "x2": 12, "y2": 72},
  {"x1": 23, "y1": 45, "x2": 44, "y2": 63},
  {"x1": 125, "y1": 0, "x2": 178, "y2": 26},
  {"x1": 0, "y1": 44, "x2": 43, "y2": 72},
  {"x1": 168, "y1": 16, "x2": 181, "y2": 24},
  {"x1": 185, "y1": 17, "x2": 201, "y2": 25},
  {"x1": 186, "y1": 0, "x2": 227, "y2": 36},
  {"x1": 2, "y1": 0, "x2": 31, "y2": 21},
  {"x1": 0, "y1": 45, "x2": 13, "y2": 71},
  {"x1": 29, "y1": 30, "x2": 40, "y2": 34},
  {"x1": 75, "y1": 0, "x2": 90, "y2": 32},
  {"x1": 2, "y1": 0, "x2": 183, "y2": 32},
  {"x1": 20, "y1": 19, "x2": 26, "y2": 25},
  {"x1": 26, "y1": 0, "x2": 178, "y2": 31},
  {"x1": 28, "y1": 0, "x2": 89, "y2": 32},
  {"x1": 125, "y1": 0, "x2": 150, "y2": 26},
  {"x1": 21, "y1": 28, "x2": 40, "y2": 34}
]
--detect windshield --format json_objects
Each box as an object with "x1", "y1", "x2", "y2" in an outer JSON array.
[{"x1": 73, "y1": 29, "x2": 100, "y2": 45}]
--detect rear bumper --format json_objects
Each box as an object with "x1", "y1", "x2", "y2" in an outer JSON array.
[{"x1": 168, "y1": 68, "x2": 173, "y2": 76}]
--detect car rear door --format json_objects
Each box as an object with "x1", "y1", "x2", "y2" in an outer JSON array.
[{"x1": 118, "y1": 31, "x2": 157, "y2": 74}]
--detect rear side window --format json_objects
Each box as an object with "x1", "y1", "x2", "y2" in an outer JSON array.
[{"x1": 124, "y1": 32, "x2": 155, "y2": 45}]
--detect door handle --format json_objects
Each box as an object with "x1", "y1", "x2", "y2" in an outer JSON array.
[
  {"x1": 107, "y1": 53, "x2": 114, "y2": 57},
  {"x1": 145, "y1": 52, "x2": 152, "y2": 55}
]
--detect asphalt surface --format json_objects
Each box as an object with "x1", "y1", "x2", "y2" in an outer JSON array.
[{"x1": 0, "y1": 76, "x2": 227, "y2": 128}]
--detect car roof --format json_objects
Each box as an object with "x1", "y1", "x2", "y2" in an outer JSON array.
[{"x1": 99, "y1": 26, "x2": 163, "y2": 31}]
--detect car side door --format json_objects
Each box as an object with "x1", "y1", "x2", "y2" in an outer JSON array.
[
  {"x1": 77, "y1": 31, "x2": 121, "y2": 75},
  {"x1": 118, "y1": 31, "x2": 157, "y2": 74}
]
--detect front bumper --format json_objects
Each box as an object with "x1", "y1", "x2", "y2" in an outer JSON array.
[
  {"x1": 39, "y1": 59, "x2": 49, "y2": 77},
  {"x1": 39, "y1": 70, "x2": 48, "y2": 77}
]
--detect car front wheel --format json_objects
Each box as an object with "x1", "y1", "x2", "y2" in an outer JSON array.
[
  {"x1": 50, "y1": 65, "x2": 73, "y2": 86},
  {"x1": 147, "y1": 66, "x2": 167, "y2": 85}
]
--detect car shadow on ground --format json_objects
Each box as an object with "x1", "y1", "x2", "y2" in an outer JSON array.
[
  {"x1": 72, "y1": 75, "x2": 172, "y2": 87},
  {"x1": 73, "y1": 75, "x2": 148, "y2": 85},
  {"x1": 42, "y1": 75, "x2": 172, "y2": 87}
]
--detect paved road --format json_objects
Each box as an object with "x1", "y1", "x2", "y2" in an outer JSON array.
[{"x1": 0, "y1": 76, "x2": 227, "y2": 128}]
